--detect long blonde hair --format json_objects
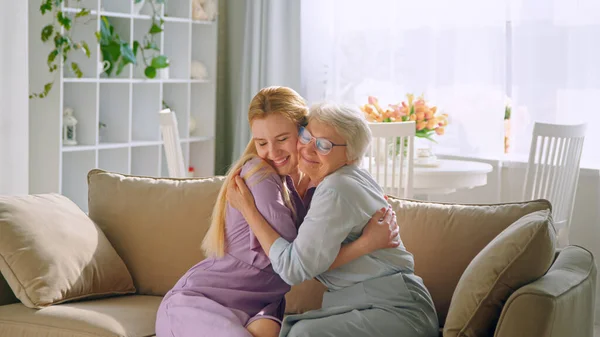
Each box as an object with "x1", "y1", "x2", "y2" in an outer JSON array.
[{"x1": 201, "y1": 86, "x2": 309, "y2": 258}]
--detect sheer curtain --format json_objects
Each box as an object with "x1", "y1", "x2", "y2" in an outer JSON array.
[{"x1": 301, "y1": 0, "x2": 600, "y2": 167}]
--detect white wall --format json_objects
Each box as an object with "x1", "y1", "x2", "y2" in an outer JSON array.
[{"x1": 0, "y1": 1, "x2": 29, "y2": 195}]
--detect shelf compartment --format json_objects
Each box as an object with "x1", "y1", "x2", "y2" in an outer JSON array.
[
  {"x1": 165, "y1": 0, "x2": 190, "y2": 19},
  {"x1": 99, "y1": 16, "x2": 132, "y2": 79},
  {"x1": 163, "y1": 21, "x2": 191, "y2": 80},
  {"x1": 62, "y1": 150, "x2": 96, "y2": 212},
  {"x1": 99, "y1": 0, "x2": 130, "y2": 14},
  {"x1": 191, "y1": 23, "x2": 217, "y2": 81},
  {"x1": 133, "y1": 18, "x2": 164, "y2": 80},
  {"x1": 160, "y1": 142, "x2": 189, "y2": 177},
  {"x1": 132, "y1": 83, "x2": 161, "y2": 141},
  {"x1": 63, "y1": 82, "x2": 98, "y2": 146},
  {"x1": 62, "y1": 11, "x2": 100, "y2": 80},
  {"x1": 131, "y1": 145, "x2": 160, "y2": 177},
  {"x1": 190, "y1": 82, "x2": 215, "y2": 138},
  {"x1": 99, "y1": 83, "x2": 131, "y2": 143},
  {"x1": 98, "y1": 147, "x2": 130, "y2": 174},
  {"x1": 189, "y1": 139, "x2": 214, "y2": 177},
  {"x1": 163, "y1": 83, "x2": 190, "y2": 138}
]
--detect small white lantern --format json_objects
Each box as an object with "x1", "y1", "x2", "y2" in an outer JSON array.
[{"x1": 63, "y1": 107, "x2": 78, "y2": 146}]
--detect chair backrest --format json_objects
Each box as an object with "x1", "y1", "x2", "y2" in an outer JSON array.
[
  {"x1": 523, "y1": 122, "x2": 587, "y2": 234},
  {"x1": 365, "y1": 121, "x2": 415, "y2": 198},
  {"x1": 159, "y1": 109, "x2": 186, "y2": 178}
]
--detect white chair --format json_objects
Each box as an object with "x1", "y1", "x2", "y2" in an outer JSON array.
[
  {"x1": 365, "y1": 121, "x2": 415, "y2": 199},
  {"x1": 523, "y1": 122, "x2": 587, "y2": 246},
  {"x1": 159, "y1": 109, "x2": 186, "y2": 178}
]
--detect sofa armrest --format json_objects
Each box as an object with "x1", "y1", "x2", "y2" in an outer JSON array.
[{"x1": 494, "y1": 246, "x2": 596, "y2": 337}]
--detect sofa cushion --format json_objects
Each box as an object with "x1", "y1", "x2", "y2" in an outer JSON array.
[
  {"x1": 385, "y1": 197, "x2": 552, "y2": 326},
  {"x1": 443, "y1": 209, "x2": 556, "y2": 337},
  {"x1": 87, "y1": 169, "x2": 226, "y2": 296},
  {"x1": 0, "y1": 193, "x2": 135, "y2": 309},
  {"x1": 0, "y1": 295, "x2": 161, "y2": 337}
]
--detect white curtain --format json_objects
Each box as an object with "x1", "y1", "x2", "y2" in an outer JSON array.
[
  {"x1": 301, "y1": 0, "x2": 600, "y2": 167},
  {"x1": 0, "y1": 1, "x2": 29, "y2": 194},
  {"x1": 230, "y1": 0, "x2": 302, "y2": 160}
]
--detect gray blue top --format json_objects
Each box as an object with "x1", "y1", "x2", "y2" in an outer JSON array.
[{"x1": 269, "y1": 164, "x2": 415, "y2": 290}]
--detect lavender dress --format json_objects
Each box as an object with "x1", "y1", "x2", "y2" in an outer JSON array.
[{"x1": 156, "y1": 157, "x2": 309, "y2": 337}]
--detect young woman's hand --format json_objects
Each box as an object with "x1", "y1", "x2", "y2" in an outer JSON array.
[
  {"x1": 360, "y1": 205, "x2": 400, "y2": 252},
  {"x1": 226, "y1": 169, "x2": 257, "y2": 218}
]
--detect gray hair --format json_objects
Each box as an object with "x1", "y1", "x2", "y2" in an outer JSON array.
[{"x1": 308, "y1": 102, "x2": 372, "y2": 163}]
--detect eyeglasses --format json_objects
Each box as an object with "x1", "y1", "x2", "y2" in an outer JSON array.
[{"x1": 298, "y1": 126, "x2": 347, "y2": 155}]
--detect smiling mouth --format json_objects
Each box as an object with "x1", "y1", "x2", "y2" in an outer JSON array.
[
  {"x1": 272, "y1": 156, "x2": 289, "y2": 167},
  {"x1": 301, "y1": 154, "x2": 319, "y2": 165}
]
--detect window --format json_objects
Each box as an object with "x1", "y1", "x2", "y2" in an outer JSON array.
[{"x1": 301, "y1": 0, "x2": 600, "y2": 168}]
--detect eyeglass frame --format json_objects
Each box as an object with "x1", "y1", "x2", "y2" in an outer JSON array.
[{"x1": 298, "y1": 126, "x2": 347, "y2": 155}]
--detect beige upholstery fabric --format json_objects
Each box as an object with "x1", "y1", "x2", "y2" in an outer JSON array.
[
  {"x1": 0, "y1": 193, "x2": 135, "y2": 309},
  {"x1": 495, "y1": 246, "x2": 597, "y2": 337},
  {"x1": 87, "y1": 169, "x2": 226, "y2": 296},
  {"x1": 0, "y1": 295, "x2": 161, "y2": 337},
  {"x1": 284, "y1": 279, "x2": 327, "y2": 314},
  {"x1": 443, "y1": 209, "x2": 556, "y2": 337},
  {"x1": 385, "y1": 197, "x2": 551, "y2": 326}
]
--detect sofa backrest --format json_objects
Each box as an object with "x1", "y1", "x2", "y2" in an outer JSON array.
[
  {"x1": 87, "y1": 169, "x2": 226, "y2": 297},
  {"x1": 385, "y1": 197, "x2": 552, "y2": 326}
]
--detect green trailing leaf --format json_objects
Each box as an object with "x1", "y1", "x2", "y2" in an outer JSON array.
[
  {"x1": 120, "y1": 43, "x2": 136, "y2": 64},
  {"x1": 149, "y1": 23, "x2": 163, "y2": 34},
  {"x1": 145, "y1": 66, "x2": 157, "y2": 78},
  {"x1": 41, "y1": 25, "x2": 53, "y2": 42},
  {"x1": 133, "y1": 41, "x2": 140, "y2": 57},
  {"x1": 82, "y1": 41, "x2": 91, "y2": 57},
  {"x1": 40, "y1": 0, "x2": 52, "y2": 15},
  {"x1": 75, "y1": 8, "x2": 91, "y2": 18},
  {"x1": 151, "y1": 55, "x2": 169, "y2": 69},
  {"x1": 135, "y1": 0, "x2": 144, "y2": 3},
  {"x1": 71, "y1": 62, "x2": 83, "y2": 78},
  {"x1": 57, "y1": 11, "x2": 72, "y2": 30},
  {"x1": 47, "y1": 50, "x2": 58, "y2": 68}
]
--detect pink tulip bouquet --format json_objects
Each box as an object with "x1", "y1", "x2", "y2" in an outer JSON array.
[{"x1": 360, "y1": 93, "x2": 448, "y2": 142}]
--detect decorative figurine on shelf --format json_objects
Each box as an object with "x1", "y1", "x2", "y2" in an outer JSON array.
[
  {"x1": 192, "y1": 0, "x2": 217, "y2": 21},
  {"x1": 191, "y1": 60, "x2": 208, "y2": 80},
  {"x1": 189, "y1": 116, "x2": 197, "y2": 134},
  {"x1": 63, "y1": 107, "x2": 78, "y2": 146},
  {"x1": 188, "y1": 166, "x2": 195, "y2": 178}
]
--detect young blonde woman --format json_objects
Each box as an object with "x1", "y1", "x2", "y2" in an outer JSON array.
[{"x1": 155, "y1": 87, "x2": 398, "y2": 337}]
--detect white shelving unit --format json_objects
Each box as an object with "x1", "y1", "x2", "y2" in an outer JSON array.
[{"x1": 29, "y1": 0, "x2": 218, "y2": 212}]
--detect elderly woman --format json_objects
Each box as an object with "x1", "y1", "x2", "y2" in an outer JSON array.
[{"x1": 228, "y1": 102, "x2": 439, "y2": 337}]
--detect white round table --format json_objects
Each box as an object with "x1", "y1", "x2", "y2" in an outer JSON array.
[{"x1": 361, "y1": 158, "x2": 494, "y2": 196}]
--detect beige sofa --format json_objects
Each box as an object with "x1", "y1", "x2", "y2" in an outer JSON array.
[{"x1": 0, "y1": 169, "x2": 596, "y2": 337}]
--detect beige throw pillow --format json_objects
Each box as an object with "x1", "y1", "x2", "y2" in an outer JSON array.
[
  {"x1": 386, "y1": 197, "x2": 551, "y2": 326},
  {"x1": 443, "y1": 209, "x2": 556, "y2": 337},
  {"x1": 0, "y1": 193, "x2": 135, "y2": 309},
  {"x1": 87, "y1": 169, "x2": 226, "y2": 296}
]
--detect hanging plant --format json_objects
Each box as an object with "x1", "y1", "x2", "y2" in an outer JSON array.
[{"x1": 30, "y1": 0, "x2": 92, "y2": 99}]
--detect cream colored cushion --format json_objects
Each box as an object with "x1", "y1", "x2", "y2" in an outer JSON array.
[
  {"x1": 0, "y1": 193, "x2": 135, "y2": 309},
  {"x1": 443, "y1": 209, "x2": 556, "y2": 337},
  {"x1": 87, "y1": 169, "x2": 226, "y2": 296},
  {"x1": 0, "y1": 295, "x2": 161, "y2": 337},
  {"x1": 386, "y1": 197, "x2": 551, "y2": 326}
]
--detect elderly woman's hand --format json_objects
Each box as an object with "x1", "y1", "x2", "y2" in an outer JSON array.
[
  {"x1": 226, "y1": 169, "x2": 257, "y2": 218},
  {"x1": 361, "y1": 205, "x2": 399, "y2": 252}
]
